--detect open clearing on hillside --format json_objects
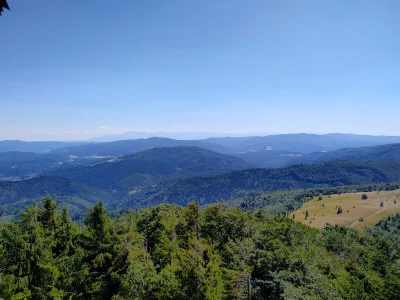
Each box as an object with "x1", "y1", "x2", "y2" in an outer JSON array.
[{"x1": 291, "y1": 189, "x2": 400, "y2": 231}]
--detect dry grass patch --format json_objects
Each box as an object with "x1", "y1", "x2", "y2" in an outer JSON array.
[{"x1": 290, "y1": 189, "x2": 400, "y2": 231}]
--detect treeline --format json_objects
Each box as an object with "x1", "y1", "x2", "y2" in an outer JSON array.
[
  {"x1": 231, "y1": 182, "x2": 400, "y2": 214},
  {"x1": 2, "y1": 160, "x2": 400, "y2": 217},
  {"x1": 1, "y1": 197, "x2": 399, "y2": 299},
  {"x1": 126, "y1": 160, "x2": 400, "y2": 208}
]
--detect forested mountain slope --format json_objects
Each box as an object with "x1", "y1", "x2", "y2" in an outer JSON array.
[
  {"x1": 0, "y1": 140, "x2": 88, "y2": 153},
  {"x1": 48, "y1": 147, "x2": 254, "y2": 189},
  {"x1": 50, "y1": 137, "x2": 234, "y2": 157},
  {"x1": 0, "y1": 176, "x2": 115, "y2": 216},
  {"x1": 298, "y1": 143, "x2": 400, "y2": 164},
  {"x1": 2, "y1": 160, "x2": 400, "y2": 217},
  {"x1": 207, "y1": 133, "x2": 400, "y2": 153},
  {"x1": 0, "y1": 151, "x2": 111, "y2": 180},
  {"x1": 125, "y1": 160, "x2": 400, "y2": 208},
  {"x1": 237, "y1": 143, "x2": 400, "y2": 168}
]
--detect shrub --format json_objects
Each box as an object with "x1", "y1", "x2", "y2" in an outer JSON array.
[
  {"x1": 380, "y1": 202, "x2": 384, "y2": 207},
  {"x1": 318, "y1": 196, "x2": 323, "y2": 201},
  {"x1": 337, "y1": 206, "x2": 343, "y2": 214},
  {"x1": 359, "y1": 217, "x2": 364, "y2": 222},
  {"x1": 361, "y1": 194, "x2": 369, "y2": 200}
]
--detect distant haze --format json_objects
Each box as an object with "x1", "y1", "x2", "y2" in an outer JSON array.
[{"x1": 2, "y1": 1, "x2": 399, "y2": 140}]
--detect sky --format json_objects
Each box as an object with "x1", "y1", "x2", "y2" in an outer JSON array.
[{"x1": 1, "y1": 0, "x2": 400, "y2": 141}]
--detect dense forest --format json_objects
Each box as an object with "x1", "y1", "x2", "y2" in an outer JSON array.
[
  {"x1": 229, "y1": 182, "x2": 400, "y2": 214},
  {"x1": 125, "y1": 160, "x2": 400, "y2": 208},
  {"x1": 0, "y1": 197, "x2": 399, "y2": 299},
  {"x1": 46, "y1": 147, "x2": 254, "y2": 189},
  {"x1": 2, "y1": 160, "x2": 400, "y2": 218},
  {"x1": 3, "y1": 139, "x2": 400, "y2": 181},
  {"x1": 238, "y1": 143, "x2": 400, "y2": 168}
]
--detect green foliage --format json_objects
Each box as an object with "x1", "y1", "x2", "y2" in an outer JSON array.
[
  {"x1": 2, "y1": 161, "x2": 400, "y2": 220},
  {"x1": 1, "y1": 198, "x2": 400, "y2": 299},
  {"x1": 49, "y1": 146, "x2": 254, "y2": 190},
  {"x1": 125, "y1": 160, "x2": 400, "y2": 208},
  {"x1": 337, "y1": 206, "x2": 343, "y2": 214},
  {"x1": 230, "y1": 182, "x2": 400, "y2": 214},
  {"x1": 362, "y1": 193, "x2": 369, "y2": 200}
]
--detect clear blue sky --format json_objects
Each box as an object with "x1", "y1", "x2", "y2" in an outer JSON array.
[{"x1": 1, "y1": 0, "x2": 399, "y2": 140}]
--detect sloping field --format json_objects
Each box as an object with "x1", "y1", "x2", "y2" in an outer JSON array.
[{"x1": 291, "y1": 189, "x2": 400, "y2": 231}]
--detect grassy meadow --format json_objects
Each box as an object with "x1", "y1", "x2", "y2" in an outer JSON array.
[{"x1": 291, "y1": 189, "x2": 400, "y2": 230}]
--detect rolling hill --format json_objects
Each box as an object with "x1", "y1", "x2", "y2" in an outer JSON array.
[
  {"x1": 207, "y1": 133, "x2": 400, "y2": 153},
  {"x1": 123, "y1": 160, "x2": 400, "y2": 208},
  {"x1": 2, "y1": 159, "x2": 400, "y2": 218},
  {"x1": 297, "y1": 143, "x2": 400, "y2": 164},
  {"x1": 48, "y1": 146, "x2": 255, "y2": 189},
  {"x1": 0, "y1": 176, "x2": 116, "y2": 217},
  {"x1": 237, "y1": 143, "x2": 400, "y2": 168},
  {"x1": 0, "y1": 140, "x2": 88, "y2": 153},
  {"x1": 0, "y1": 151, "x2": 112, "y2": 180},
  {"x1": 50, "y1": 137, "x2": 234, "y2": 157},
  {"x1": 236, "y1": 150, "x2": 303, "y2": 168}
]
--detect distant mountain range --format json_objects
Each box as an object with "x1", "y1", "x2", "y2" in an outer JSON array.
[
  {"x1": 46, "y1": 146, "x2": 254, "y2": 189},
  {"x1": 123, "y1": 160, "x2": 400, "y2": 208},
  {"x1": 238, "y1": 143, "x2": 400, "y2": 168},
  {"x1": 1, "y1": 135, "x2": 400, "y2": 181},
  {"x1": 0, "y1": 151, "x2": 110, "y2": 181},
  {"x1": 50, "y1": 137, "x2": 233, "y2": 157},
  {"x1": 90, "y1": 131, "x2": 249, "y2": 142},
  {"x1": 1, "y1": 134, "x2": 400, "y2": 216},
  {"x1": 0, "y1": 140, "x2": 89, "y2": 153},
  {"x1": 3, "y1": 133, "x2": 400, "y2": 154},
  {"x1": 207, "y1": 133, "x2": 400, "y2": 153},
  {"x1": 2, "y1": 159, "x2": 400, "y2": 217}
]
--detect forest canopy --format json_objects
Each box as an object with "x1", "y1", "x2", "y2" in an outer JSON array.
[{"x1": 0, "y1": 197, "x2": 399, "y2": 299}]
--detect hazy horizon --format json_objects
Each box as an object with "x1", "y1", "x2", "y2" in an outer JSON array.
[
  {"x1": 2, "y1": 131, "x2": 400, "y2": 143},
  {"x1": 2, "y1": 0, "x2": 399, "y2": 140}
]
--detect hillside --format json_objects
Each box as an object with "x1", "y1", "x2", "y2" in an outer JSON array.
[
  {"x1": 124, "y1": 160, "x2": 400, "y2": 208},
  {"x1": 0, "y1": 151, "x2": 110, "y2": 180},
  {"x1": 238, "y1": 143, "x2": 400, "y2": 168},
  {"x1": 0, "y1": 176, "x2": 115, "y2": 217},
  {"x1": 48, "y1": 146, "x2": 254, "y2": 189},
  {"x1": 50, "y1": 137, "x2": 234, "y2": 157},
  {"x1": 206, "y1": 133, "x2": 400, "y2": 153},
  {"x1": 237, "y1": 149, "x2": 303, "y2": 168},
  {"x1": 298, "y1": 143, "x2": 400, "y2": 164},
  {"x1": 291, "y1": 189, "x2": 400, "y2": 230},
  {"x1": 2, "y1": 158, "x2": 400, "y2": 217},
  {"x1": 0, "y1": 140, "x2": 88, "y2": 153}
]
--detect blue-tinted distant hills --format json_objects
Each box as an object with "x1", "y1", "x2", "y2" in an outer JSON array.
[
  {"x1": 46, "y1": 146, "x2": 255, "y2": 189},
  {"x1": 2, "y1": 134, "x2": 400, "y2": 180},
  {"x1": 238, "y1": 143, "x2": 400, "y2": 168},
  {"x1": 206, "y1": 133, "x2": 400, "y2": 153},
  {"x1": 0, "y1": 140, "x2": 89, "y2": 153}
]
